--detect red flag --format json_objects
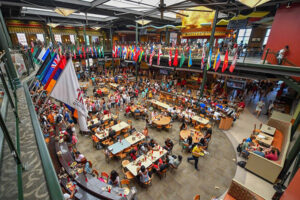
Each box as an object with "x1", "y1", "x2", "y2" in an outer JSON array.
[
  {"x1": 229, "y1": 52, "x2": 238, "y2": 73},
  {"x1": 82, "y1": 47, "x2": 86, "y2": 59},
  {"x1": 73, "y1": 49, "x2": 76, "y2": 59},
  {"x1": 221, "y1": 50, "x2": 229, "y2": 72},
  {"x1": 173, "y1": 49, "x2": 178, "y2": 67},
  {"x1": 144, "y1": 49, "x2": 147, "y2": 62},
  {"x1": 201, "y1": 46, "x2": 206, "y2": 69},
  {"x1": 169, "y1": 49, "x2": 172, "y2": 66}
]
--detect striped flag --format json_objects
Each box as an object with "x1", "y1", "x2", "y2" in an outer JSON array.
[
  {"x1": 221, "y1": 50, "x2": 229, "y2": 72},
  {"x1": 169, "y1": 49, "x2": 172, "y2": 67},
  {"x1": 157, "y1": 48, "x2": 162, "y2": 65},
  {"x1": 41, "y1": 54, "x2": 60, "y2": 85},
  {"x1": 201, "y1": 46, "x2": 206, "y2": 69},
  {"x1": 188, "y1": 49, "x2": 192, "y2": 67},
  {"x1": 206, "y1": 49, "x2": 212, "y2": 70},
  {"x1": 229, "y1": 52, "x2": 238, "y2": 73},
  {"x1": 44, "y1": 56, "x2": 67, "y2": 92},
  {"x1": 149, "y1": 47, "x2": 155, "y2": 66}
]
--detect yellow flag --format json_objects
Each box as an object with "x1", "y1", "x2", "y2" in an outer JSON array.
[{"x1": 213, "y1": 49, "x2": 219, "y2": 69}]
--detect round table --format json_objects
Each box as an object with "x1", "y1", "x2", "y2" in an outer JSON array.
[
  {"x1": 180, "y1": 129, "x2": 204, "y2": 143},
  {"x1": 152, "y1": 115, "x2": 171, "y2": 126}
]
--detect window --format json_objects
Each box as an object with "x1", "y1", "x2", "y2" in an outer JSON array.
[
  {"x1": 263, "y1": 28, "x2": 271, "y2": 46},
  {"x1": 36, "y1": 34, "x2": 44, "y2": 42},
  {"x1": 70, "y1": 35, "x2": 75, "y2": 44},
  {"x1": 85, "y1": 35, "x2": 90, "y2": 45},
  {"x1": 17, "y1": 33, "x2": 28, "y2": 46},
  {"x1": 92, "y1": 36, "x2": 98, "y2": 43},
  {"x1": 237, "y1": 28, "x2": 252, "y2": 45},
  {"x1": 54, "y1": 34, "x2": 62, "y2": 43}
]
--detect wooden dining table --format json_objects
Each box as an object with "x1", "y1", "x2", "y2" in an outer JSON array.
[
  {"x1": 152, "y1": 115, "x2": 171, "y2": 126},
  {"x1": 180, "y1": 129, "x2": 204, "y2": 143}
]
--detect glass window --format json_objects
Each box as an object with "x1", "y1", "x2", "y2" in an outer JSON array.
[
  {"x1": 16, "y1": 33, "x2": 28, "y2": 46},
  {"x1": 237, "y1": 28, "x2": 252, "y2": 45},
  {"x1": 263, "y1": 28, "x2": 271, "y2": 45},
  {"x1": 54, "y1": 34, "x2": 62, "y2": 43},
  {"x1": 92, "y1": 36, "x2": 98, "y2": 43},
  {"x1": 85, "y1": 35, "x2": 90, "y2": 45},
  {"x1": 70, "y1": 35, "x2": 75, "y2": 44},
  {"x1": 36, "y1": 34, "x2": 44, "y2": 42}
]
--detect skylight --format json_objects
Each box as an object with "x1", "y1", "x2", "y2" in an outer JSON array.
[{"x1": 80, "y1": 0, "x2": 94, "y2": 2}]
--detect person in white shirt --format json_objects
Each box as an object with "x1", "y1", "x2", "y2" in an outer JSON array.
[
  {"x1": 277, "y1": 45, "x2": 289, "y2": 65},
  {"x1": 256, "y1": 100, "x2": 265, "y2": 117}
]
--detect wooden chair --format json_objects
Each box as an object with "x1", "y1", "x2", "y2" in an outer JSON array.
[
  {"x1": 116, "y1": 152, "x2": 127, "y2": 160},
  {"x1": 156, "y1": 125, "x2": 163, "y2": 130},
  {"x1": 164, "y1": 124, "x2": 172, "y2": 131},
  {"x1": 110, "y1": 121, "x2": 115, "y2": 126},
  {"x1": 123, "y1": 133, "x2": 129, "y2": 138},
  {"x1": 120, "y1": 179, "x2": 130, "y2": 188},
  {"x1": 127, "y1": 120, "x2": 132, "y2": 124},
  {"x1": 157, "y1": 168, "x2": 167, "y2": 179},
  {"x1": 121, "y1": 128, "x2": 128, "y2": 134},
  {"x1": 134, "y1": 112, "x2": 141, "y2": 120},
  {"x1": 193, "y1": 194, "x2": 200, "y2": 200},
  {"x1": 102, "y1": 138, "x2": 113, "y2": 146},
  {"x1": 121, "y1": 160, "x2": 130, "y2": 168},
  {"x1": 101, "y1": 172, "x2": 109, "y2": 183}
]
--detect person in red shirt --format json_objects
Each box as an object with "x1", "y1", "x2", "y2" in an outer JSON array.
[
  {"x1": 97, "y1": 89, "x2": 102, "y2": 97},
  {"x1": 265, "y1": 148, "x2": 278, "y2": 161},
  {"x1": 135, "y1": 89, "x2": 139, "y2": 98},
  {"x1": 125, "y1": 105, "x2": 131, "y2": 117}
]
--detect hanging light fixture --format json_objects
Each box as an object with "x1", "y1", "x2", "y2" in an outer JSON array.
[
  {"x1": 135, "y1": 19, "x2": 152, "y2": 26},
  {"x1": 47, "y1": 23, "x2": 60, "y2": 28},
  {"x1": 54, "y1": 7, "x2": 76, "y2": 17},
  {"x1": 238, "y1": 0, "x2": 271, "y2": 8},
  {"x1": 91, "y1": 26, "x2": 101, "y2": 30}
]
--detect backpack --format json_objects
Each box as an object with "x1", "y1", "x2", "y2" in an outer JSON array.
[
  {"x1": 237, "y1": 161, "x2": 246, "y2": 168},
  {"x1": 237, "y1": 144, "x2": 242, "y2": 153}
]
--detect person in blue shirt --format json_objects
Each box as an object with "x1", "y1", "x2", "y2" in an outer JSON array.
[
  {"x1": 253, "y1": 147, "x2": 265, "y2": 157},
  {"x1": 114, "y1": 76, "x2": 118, "y2": 83}
]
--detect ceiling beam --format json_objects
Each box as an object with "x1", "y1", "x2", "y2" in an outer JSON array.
[{"x1": 91, "y1": 0, "x2": 110, "y2": 7}]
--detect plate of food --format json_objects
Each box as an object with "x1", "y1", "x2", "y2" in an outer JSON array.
[
  {"x1": 77, "y1": 168, "x2": 83, "y2": 173},
  {"x1": 66, "y1": 182, "x2": 73, "y2": 188},
  {"x1": 70, "y1": 162, "x2": 77, "y2": 168}
]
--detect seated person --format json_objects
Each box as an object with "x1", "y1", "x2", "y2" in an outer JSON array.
[
  {"x1": 152, "y1": 158, "x2": 168, "y2": 173},
  {"x1": 213, "y1": 111, "x2": 221, "y2": 121},
  {"x1": 253, "y1": 147, "x2": 265, "y2": 157},
  {"x1": 265, "y1": 147, "x2": 279, "y2": 161},
  {"x1": 125, "y1": 105, "x2": 131, "y2": 115},
  {"x1": 129, "y1": 125, "x2": 136, "y2": 134},
  {"x1": 108, "y1": 170, "x2": 120, "y2": 187},
  {"x1": 108, "y1": 128, "x2": 116, "y2": 138},
  {"x1": 139, "y1": 143, "x2": 149, "y2": 155},
  {"x1": 74, "y1": 151, "x2": 86, "y2": 163},
  {"x1": 84, "y1": 161, "x2": 97, "y2": 177},
  {"x1": 183, "y1": 136, "x2": 193, "y2": 152},
  {"x1": 137, "y1": 165, "x2": 152, "y2": 184},
  {"x1": 164, "y1": 138, "x2": 174, "y2": 152},
  {"x1": 135, "y1": 107, "x2": 141, "y2": 113},
  {"x1": 167, "y1": 155, "x2": 182, "y2": 169},
  {"x1": 142, "y1": 127, "x2": 149, "y2": 138},
  {"x1": 204, "y1": 128, "x2": 212, "y2": 142},
  {"x1": 199, "y1": 138, "x2": 208, "y2": 150},
  {"x1": 129, "y1": 148, "x2": 138, "y2": 161},
  {"x1": 148, "y1": 139, "x2": 158, "y2": 149}
]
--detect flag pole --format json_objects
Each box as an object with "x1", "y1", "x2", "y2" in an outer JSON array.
[{"x1": 200, "y1": 8, "x2": 219, "y2": 98}]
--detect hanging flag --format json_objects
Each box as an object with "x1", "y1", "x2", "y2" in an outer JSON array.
[
  {"x1": 173, "y1": 49, "x2": 178, "y2": 67},
  {"x1": 206, "y1": 49, "x2": 212, "y2": 70},
  {"x1": 49, "y1": 59, "x2": 89, "y2": 132},
  {"x1": 229, "y1": 52, "x2": 238, "y2": 73},
  {"x1": 139, "y1": 49, "x2": 144, "y2": 63},
  {"x1": 169, "y1": 49, "x2": 172, "y2": 67},
  {"x1": 73, "y1": 46, "x2": 77, "y2": 59},
  {"x1": 101, "y1": 46, "x2": 104, "y2": 58},
  {"x1": 201, "y1": 46, "x2": 206, "y2": 69},
  {"x1": 179, "y1": 52, "x2": 185, "y2": 68},
  {"x1": 144, "y1": 48, "x2": 148, "y2": 62},
  {"x1": 188, "y1": 49, "x2": 192, "y2": 67},
  {"x1": 221, "y1": 50, "x2": 229, "y2": 72},
  {"x1": 97, "y1": 46, "x2": 101, "y2": 58},
  {"x1": 41, "y1": 54, "x2": 60, "y2": 85},
  {"x1": 82, "y1": 47, "x2": 86, "y2": 59},
  {"x1": 38, "y1": 52, "x2": 56, "y2": 81},
  {"x1": 214, "y1": 49, "x2": 221, "y2": 72},
  {"x1": 157, "y1": 48, "x2": 162, "y2": 65},
  {"x1": 44, "y1": 56, "x2": 67, "y2": 92},
  {"x1": 37, "y1": 48, "x2": 46, "y2": 62},
  {"x1": 149, "y1": 47, "x2": 155, "y2": 66},
  {"x1": 36, "y1": 51, "x2": 51, "y2": 77}
]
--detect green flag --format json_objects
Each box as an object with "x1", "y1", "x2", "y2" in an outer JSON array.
[
  {"x1": 179, "y1": 53, "x2": 185, "y2": 68},
  {"x1": 101, "y1": 46, "x2": 104, "y2": 58}
]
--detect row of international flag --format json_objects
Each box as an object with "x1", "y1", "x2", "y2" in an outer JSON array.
[
  {"x1": 112, "y1": 44, "x2": 238, "y2": 73},
  {"x1": 31, "y1": 45, "x2": 105, "y2": 63}
]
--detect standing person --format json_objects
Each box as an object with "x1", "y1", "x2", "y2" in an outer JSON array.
[
  {"x1": 255, "y1": 99, "x2": 265, "y2": 118},
  {"x1": 187, "y1": 143, "x2": 203, "y2": 171},
  {"x1": 277, "y1": 45, "x2": 289, "y2": 65}
]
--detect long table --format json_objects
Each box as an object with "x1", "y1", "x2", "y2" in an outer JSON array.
[
  {"x1": 148, "y1": 99, "x2": 172, "y2": 110},
  {"x1": 95, "y1": 122, "x2": 130, "y2": 140},
  {"x1": 55, "y1": 141, "x2": 135, "y2": 199},
  {"x1": 126, "y1": 146, "x2": 167, "y2": 176},
  {"x1": 108, "y1": 132, "x2": 145, "y2": 155},
  {"x1": 192, "y1": 116, "x2": 209, "y2": 125},
  {"x1": 88, "y1": 114, "x2": 117, "y2": 127}
]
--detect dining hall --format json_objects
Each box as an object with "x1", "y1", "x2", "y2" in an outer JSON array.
[{"x1": 0, "y1": 0, "x2": 299, "y2": 200}]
